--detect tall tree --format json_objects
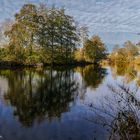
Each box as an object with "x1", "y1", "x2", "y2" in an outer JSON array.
[
  {"x1": 5, "y1": 4, "x2": 39, "y2": 62},
  {"x1": 83, "y1": 36, "x2": 106, "y2": 63},
  {"x1": 4, "y1": 4, "x2": 79, "y2": 65}
]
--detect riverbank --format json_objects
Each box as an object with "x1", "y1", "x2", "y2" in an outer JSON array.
[{"x1": 0, "y1": 60, "x2": 95, "y2": 69}]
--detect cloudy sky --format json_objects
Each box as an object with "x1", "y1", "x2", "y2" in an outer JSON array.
[{"x1": 1, "y1": 0, "x2": 140, "y2": 49}]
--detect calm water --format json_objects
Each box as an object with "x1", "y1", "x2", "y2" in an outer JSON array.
[{"x1": 0, "y1": 65, "x2": 139, "y2": 140}]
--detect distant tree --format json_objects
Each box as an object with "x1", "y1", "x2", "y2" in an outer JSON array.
[
  {"x1": 112, "y1": 44, "x2": 120, "y2": 53},
  {"x1": 109, "y1": 41, "x2": 139, "y2": 65},
  {"x1": 124, "y1": 41, "x2": 139, "y2": 60},
  {"x1": 83, "y1": 36, "x2": 106, "y2": 63}
]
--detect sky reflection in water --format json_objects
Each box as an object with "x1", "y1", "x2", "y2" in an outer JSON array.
[{"x1": 0, "y1": 65, "x2": 139, "y2": 140}]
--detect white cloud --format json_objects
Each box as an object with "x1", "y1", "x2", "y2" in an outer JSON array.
[
  {"x1": 1, "y1": 0, "x2": 140, "y2": 33},
  {"x1": 1, "y1": 0, "x2": 140, "y2": 48}
]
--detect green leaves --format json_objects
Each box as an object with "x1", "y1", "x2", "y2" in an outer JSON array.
[
  {"x1": 4, "y1": 4, "x2": 79, "y2": 65},
  {"x1": 83, "y1": 36, "x2": 106, "y2": 63}
]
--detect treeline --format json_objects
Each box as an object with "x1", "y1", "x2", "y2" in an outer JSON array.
[
  {"x1": 75, "y1": 35, "x2": 107, "y2": 64},
  {"x1": 0, "y1": 3, "x2": 106, "y2": 66},
  {"x1": 108, "y1": 41, "x2": 140, "y2": 65}
]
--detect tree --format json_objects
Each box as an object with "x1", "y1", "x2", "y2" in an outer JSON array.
[
  {"x1": 37, "y1": 6, "x2": 78, "y2": 64},
  {"x1": 109, "y1": 41, "x2": 139, "y2": 65},
  {"x1": 83, "y1": 36, "x2": 106, "y2": 63},
  {"x1": 0, "y1": 19, "x2": 13, "y2": 48},
  {"x1": 74, "y1": 26, "x2": 88, "y2": 62},
  {"x1": 124, "y1": 41, "x2": 139, "y2": 60},
  {"x1": 4, "y1": 4, "x2": 79, "y2": 65},
  {"x1": 5, "y1": 4, "x2": 39, "y2": 63}
]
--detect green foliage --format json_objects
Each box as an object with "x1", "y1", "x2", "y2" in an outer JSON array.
[
  {"x1": 83, "y1": 36, "x2": 106, "y2": 63},
  {"x1": 109, "y1": 41, "x2": 139, "y2": 65},
  {"x1": 3, "y1": 4, "x2": 78, "y2": 65},
  {"x1": 74, "y1": 36, "x2": 107, "y2": 63},
  {"x1": 1, "y1": 3, "x2": 108, "y2": 66}
]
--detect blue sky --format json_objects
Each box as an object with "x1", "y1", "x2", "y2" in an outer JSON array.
[{"x1": 1, "y1": 0, "x2": 140, "y2": 49}]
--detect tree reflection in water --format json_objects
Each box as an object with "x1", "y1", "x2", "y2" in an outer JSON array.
[
  {"x1": 86, "y1": 84, "x2": 140, "y2": 140},
  {"x1": 76, "y1": 65, "x2": 107, "y2": 89},
  {"x1": 1, "y1": 68, "x2": 78, "y2": 127},
  {"x1": 0, "y1": 65, "x2": 107, "y2": 127},
  {"x1": 1, "y1": 65, "x2": 140, "y2": 139},
  {"x1": 110, "y1": 63, "x2": 138, "y2": 85}
]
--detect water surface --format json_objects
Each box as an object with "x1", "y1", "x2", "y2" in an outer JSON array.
[{"x1": 0, "y1": 65, "x2": 139, "y2": 140}]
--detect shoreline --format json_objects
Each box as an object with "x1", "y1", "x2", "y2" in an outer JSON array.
[{"x1": 0, "y1": 61, "x2": 96, "y2": 69}]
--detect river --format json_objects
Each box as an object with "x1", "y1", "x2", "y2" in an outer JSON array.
[{"x1": 0, "y1": 64, "x2": 139, "y2": 140}]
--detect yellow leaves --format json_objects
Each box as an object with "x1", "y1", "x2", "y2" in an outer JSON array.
[
  {"x1": 83, "y1": 36, "x2": 106, "y2": 63},
  {"x1": 74, "y1": 48, "x2": 85, "y2": 62}
]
